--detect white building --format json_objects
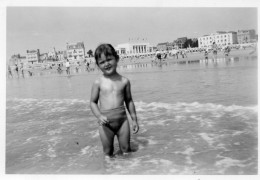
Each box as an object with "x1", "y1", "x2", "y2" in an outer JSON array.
[
  {"x1": 115, "y1": 42, "x2": 154, "y2": 57},
  {"x1": 198, "y1": 32, "x2": 238, "y2": 48},
  {"x1": 47, "y1": 47, "x2": 57, "y2": 60},
  {"x1": 26, "y1": 49, "x2": 40, "y2": 64},
  {"x1": 66, "y1": 42, "x2": 85, "y2": 61}
]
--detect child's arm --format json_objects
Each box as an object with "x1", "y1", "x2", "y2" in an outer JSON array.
[
  {"x1": 90, "y1": 80, "x2": 109, "y2": 126},
  {"x1": 124, "y1": 79, "x2": 139, "y2": 134}
]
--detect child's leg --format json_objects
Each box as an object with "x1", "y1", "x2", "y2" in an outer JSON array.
[
  {"x1": 99, "y1": 126, "x2": 115, "y2": 156},
  {"x1": 117, "y1": 120, "x2": 131, "y2": 153}
]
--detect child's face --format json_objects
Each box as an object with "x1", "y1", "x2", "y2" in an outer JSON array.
[{"x1": 97, "y1": 53, "x2": 118, "y2": 76}]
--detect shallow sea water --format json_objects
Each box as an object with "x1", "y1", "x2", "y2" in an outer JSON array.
[{"x1": 6, "y1": 56, "x2": 258, "y2": 174}]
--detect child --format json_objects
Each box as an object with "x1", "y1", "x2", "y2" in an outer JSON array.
[{"x1": 90, "y1": 44, "x2": 139, "y2": 157}]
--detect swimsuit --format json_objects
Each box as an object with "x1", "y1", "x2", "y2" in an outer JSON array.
[{"x1": 100, "y1": 105, "x2": 127, "y2": 134}]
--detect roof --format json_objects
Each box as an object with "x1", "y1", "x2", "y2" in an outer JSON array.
[
  {"x1": 67, "y1": 42, "x2": 85, "y2": 49},
  {"x1": 157, "y1": 42, "x2": 168, "y2": 46},
  {"x1": 27, "y1": 49, "x2": 39, "y2": 53}
]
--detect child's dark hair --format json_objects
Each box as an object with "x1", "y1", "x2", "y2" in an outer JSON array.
[{"x1": 94, "y1": 44, "x2": 119, "y2": 64}]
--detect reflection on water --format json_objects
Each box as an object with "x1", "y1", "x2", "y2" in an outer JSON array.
[{"x1": 6, "y1": 55, "x2": 258, "y2": 174}]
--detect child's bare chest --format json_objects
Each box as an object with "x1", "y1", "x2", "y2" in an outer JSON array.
[{"x1": 100, "y1": 81, "x2": 125, "y2": 95}]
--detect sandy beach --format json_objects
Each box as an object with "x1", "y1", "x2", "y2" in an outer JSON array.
[{"x1": 117, "y1": 48, "x2": 257, "y2": 66}]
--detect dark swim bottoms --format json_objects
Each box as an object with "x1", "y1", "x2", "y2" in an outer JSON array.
[{"x1": 100, "y1": 106, "x2": 127, "y2": 134}]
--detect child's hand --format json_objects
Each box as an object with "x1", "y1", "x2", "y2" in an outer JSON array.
[
  {"x1": 132, "y1": 121, "x2": 139, "y2": 134},
  {"x1": 98, "y1": 115, "x2": 109, "y2": 126}
]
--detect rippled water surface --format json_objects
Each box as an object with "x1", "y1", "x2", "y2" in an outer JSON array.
[{"x1": 6, "y1": 56, "x2": 258, "y2": 174}]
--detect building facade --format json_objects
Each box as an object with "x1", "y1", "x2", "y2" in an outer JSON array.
[
  {"x1": 56, "y1": 51, "x2": 67, "y2": 61},
  {"x1": 198, "y1": 32, "x2": 238, "y2": 48},
  {"x1": 26, "y1": 49, "x2": 40, "y2": 64},
  {"x1": 47, "y1": 48, "x2": 58, "y2": 60},
  {"x1": 39, "y1": 53, "x2": 48, "y2": 63},
  {"x1": 174, "y1": 37, "x2": 188, "y2": 49},
  {"x1": 157, "y1": 42, "x2": 168, "y2": 51},
  {"x1": 66, "y1": 42, "x2": 85, "y2": 61},
  {"x1": 115, "y1": 42, "x2": 153, "y2": 56},
  {"x1": 9, "y1": 54, "x2": 21, "y2": 65},
  {"x1": 237, "y1": 29, "x2": 256, "y2": 44}
]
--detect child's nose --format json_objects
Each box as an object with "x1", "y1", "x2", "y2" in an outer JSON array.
[{"x1": 104, "y1": 61, "x2": 110, "y2": 66}]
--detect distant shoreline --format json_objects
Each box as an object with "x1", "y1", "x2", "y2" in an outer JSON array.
[
  {"x1": 118, "y1": 48, "x2": 257, "y2": 65},
  {"x1": 7, "y1": 48, "x2": 257, "y2": 78}
]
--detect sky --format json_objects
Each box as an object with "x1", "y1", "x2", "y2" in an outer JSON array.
[{"x1": 5, "y1": 5, "x2": 258, "y2": 60}]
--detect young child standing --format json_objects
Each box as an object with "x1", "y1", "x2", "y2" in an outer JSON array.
[{"x1": 90, "y1": 44, "x2": 139, "y2": 157}]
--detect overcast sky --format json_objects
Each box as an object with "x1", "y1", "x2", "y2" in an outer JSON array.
[{"x1": 6, "y1": 7, "x2": 258, "y2": 58}]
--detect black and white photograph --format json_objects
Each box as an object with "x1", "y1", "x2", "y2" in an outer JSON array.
[{"x1": 1, "y1": 0, "x2": 259, "y2": 178}]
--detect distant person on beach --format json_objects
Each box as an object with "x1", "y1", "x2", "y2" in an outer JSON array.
[
  {"x1": 89, "y1": 62, "x2": 96, "y2": 71},
  {"x1": 8, "y1": 65, "x2": 13, "y2": 78},
  {"x1": 172, "y1": 49, "x2": 178, "y2": 59},
  {"x1": 85, "y1": 62, "x2": 90, "y2": 71},
  {"x1": 155, "y1": 50, "x2": 162, "y2": 62},
  {"x1": 212, "y1": 42, "x2": 218, "y2": 59},
  {"x1": 90, "y1": 43, "x2": 139, "y2": 157},
  {"x1": 75, "y1": 61, "x2": 80, "y2": 73},
  {"x1": 28, "y1": 70, "x2": 33, "y2": 76},
  {"x1": 65, "y1": 59, "x2": 70, "y2": 75},
  {"x1": 224, "y1": 46, "x2": 231, "y2": 56},
  {"x1": 20, "y1": 63, "x2": 24, "y2": 78},
  {"x1": 204, "y1": 49, "x2": 209, "y2": 60},
  {"x1": 15, "y1": 64, "x2": 19, "y2": 78},
  {"x1": 57, "y1": 64, "x2": 62, "y2": 74},
  {"x1": 181, "y1": 50, "x2": 187, "y2": 58}
]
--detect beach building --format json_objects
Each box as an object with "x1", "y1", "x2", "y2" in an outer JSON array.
[
  {"x1": 167, "y1": 42, "x2": 175, "y2": 50},
  {"x1": 56, "y1": 51, "x2": 67, "y2": 61},
  {"x1": 174, "y1": 37, "x2": 188, "y2": 49},
  {"x1": 66, "y1": 42, "x2": 85, "y2": 61},
  {"x1": 237, "y1": 29, "x2": 257, "y2": 44},
  {"x1": 157, "y1": 42, "x2": 175, "y2": 51},
  {"x1": 157, "y1": 42, "x2": 168, "y2": 51},
  {"x1": 26, "y1": 49, "x2": 40, "y2": 64},
  {"x1": 198, "y1": 32, "x2": 238, "y2": 48},
  {"x1": 115, "y1": 42, "x2": 154, "y2": 57},
  {"x1": 47, "y1": 47, "x2": 58, "y2": 60},
  {"x1": 39, "y1": 53, "x2": 48, "y2": 63}
]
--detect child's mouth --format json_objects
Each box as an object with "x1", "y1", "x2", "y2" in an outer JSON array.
[{"x1": 104, "y1": 66, "x2": 112, "y2": 70}]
